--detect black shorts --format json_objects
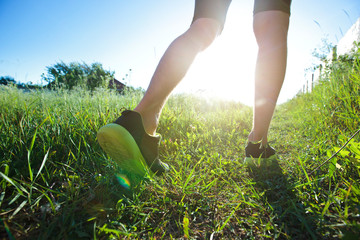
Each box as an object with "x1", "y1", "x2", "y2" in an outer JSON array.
[{"x1": 192, "y1": 0, "x2": 291, "y2": 31}]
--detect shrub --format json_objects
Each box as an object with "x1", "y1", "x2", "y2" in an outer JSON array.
[
  {"x1": 43, "y1": 61, "x2": 114, "y2": 91},
  {"x1": 0, "y1": 76, "x2": 16, "y2": 86}
]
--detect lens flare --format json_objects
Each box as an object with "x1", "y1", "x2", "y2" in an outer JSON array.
[{"x1": 116, "y1": 174, "x2": 131, "y2": 190}]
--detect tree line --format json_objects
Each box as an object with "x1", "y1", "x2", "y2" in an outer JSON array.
[{"x1": 1, "y1": 61, "x2": 126, "y2": 91}]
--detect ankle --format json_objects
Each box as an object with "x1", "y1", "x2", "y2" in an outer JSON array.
[
  {"x1": 247, "y1": 131, "x2": 267, "y2": 145},
  {"x1": 248, "y1": 131, "x2": 261, "y2": 142},
  {"x1": 133, "y1": 108, "x2": 159, "y2": 136}
]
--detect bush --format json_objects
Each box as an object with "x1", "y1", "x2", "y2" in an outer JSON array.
[
  {"x1": 0, "y1": 76, "x2": 16, "y2": 86},
  {"x1": 43, "y1": 61, "x2": 114, "y2": 91}
]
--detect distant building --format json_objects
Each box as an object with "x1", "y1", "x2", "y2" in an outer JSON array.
[
  {"x1": 108, "y1": 78, "x2": 126, "y2": 92},
  {"x1": 305, "y1": 17, "x2": 360, "y2": 93},
  {"x1": 336, "y1": 17, "x2": 360, "y2": 56}
]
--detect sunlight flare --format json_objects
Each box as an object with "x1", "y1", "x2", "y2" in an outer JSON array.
[{"x1": 115, "y1": 174, "x2": 131, "y2": 190}]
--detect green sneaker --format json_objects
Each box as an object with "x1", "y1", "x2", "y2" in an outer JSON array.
[
  {"x1": 243, "y1": 141, "x2": 277, "y2": 165},
  {"x1": 97, "y1": 110, "x2": 169, "y2": 177}
]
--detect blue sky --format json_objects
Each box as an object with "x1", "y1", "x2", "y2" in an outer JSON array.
[{"x1": 1, "y1": 0, "x2": 360, "y2": 105}]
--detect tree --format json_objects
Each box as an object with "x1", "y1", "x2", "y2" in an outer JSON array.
[
  {"x1": 43, "y1": 61, "x2": 115, "y2": 91},
  {"x1": 0, "y1": 76, "x2": 16, "y2": 85}
]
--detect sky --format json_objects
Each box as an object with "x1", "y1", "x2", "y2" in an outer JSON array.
[{"x1": 1, "y1": 0, "x2": 360, "y2": 106}]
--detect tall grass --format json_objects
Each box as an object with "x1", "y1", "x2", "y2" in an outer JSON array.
[
  {"x1": 282, "y1": 42, "x2": 360, "y2": 238},
  {"x1": 0, "y1": 87, "x2": 144, "y2": 239},
  {"x1": 0, "y1": 43, "x2": 359, "y2": 239}
]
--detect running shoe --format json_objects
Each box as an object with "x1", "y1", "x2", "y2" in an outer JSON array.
[
  {"x1": 244, "y1": 141, "x2": 276, "y2": 164},
  {"x1": 97, "y1": 110, "x2": 169, "y2": 177}
]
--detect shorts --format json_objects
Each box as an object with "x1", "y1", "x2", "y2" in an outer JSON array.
[{"x1": 191, "y1": 0, "x2": 291, "y2": 31}]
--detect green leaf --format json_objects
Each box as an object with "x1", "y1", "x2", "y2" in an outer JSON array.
[
  {"x1": 333, "y1": 147, "x2": 350, "y2": 157},
  {"x1": 328, "y1": 158, "x2": 338, "y2": 177},
  {"x1": 348, "y1": 141, "x2": 360, "y2": 156}
]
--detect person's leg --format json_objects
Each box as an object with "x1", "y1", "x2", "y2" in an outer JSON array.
[
  {"x1": 98, "y1": 0, "x2": 232, "y2": 177},
  {"x1": 248, "y1": 8, "x2": 290, "y2": 145},
  {"x1": 134, "y1": 18, "x2": 221, "y2": 135},
  {"x1": 135, "y1": 0, "x2": 232, "y2": 136}
]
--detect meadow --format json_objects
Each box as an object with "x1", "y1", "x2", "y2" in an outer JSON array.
[{"x1": 1, "y1": 48, "x2": 360, "y2": 239}]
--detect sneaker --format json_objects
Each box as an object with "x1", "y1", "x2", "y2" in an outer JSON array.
[
  {"x1": 97, "y1": 110, "x2": 169, "y2": 176},
  {"x1": 244, "y1": 141, "x2": 276, "y2": 164}
]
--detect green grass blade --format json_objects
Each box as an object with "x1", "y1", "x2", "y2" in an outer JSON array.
[
  {"x1": 29, "y1": 128, "x2": 38, "y2": 152},
  {"x1": 291, "y1": 201, "x2": 317, "y2": 239},
  {"x1": 183, "y1": 212, "x2": 190, "y2": 238},
  {"x1": 27, "y1": 150, "x2": 33, "y2": 182},
  {"x1": 1, "y1": 164, "x2": 9, "y2": 191},
  {"x1": 0, "y1": 191, "x2": 5, "y2": 208},
  {"x1": 10, "y1": 200, "x2": 27, "y2": 219},
  {"x1": 94, "y1": 221, "x2": 97, "y2": 240},
  {"x1": 0, "y1": 172, "x2": 27, "y2": 196},
  {"x1": 35, "y1": 149, "x2": 50, "y2": 181},
  {"x1": 27, "y1": 128, "x2": 39, "y2": 182},
  {"x1": 40, "y1": 190, "x2": 57, "y2": 213},
  {"x1": 300, "y1": 158, "x2": 311, "y2": 183},
  {"x1": 218, "y1": 201, "x2": 242, "y2": 232},
  {"x1": 182, "y1": 157, "x2": 203, "y2": 191},
  {"x1": 321, "y1": 198, "x2": 332, "y2": 217},
  {"x1": 27, "y1": 117, "x2": 49, "y2": 183}
]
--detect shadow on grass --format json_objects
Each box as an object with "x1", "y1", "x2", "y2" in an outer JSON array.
[
  {"x1": 31, "y1": 163, "x2": 148, "y2": 239},
  {"x1": 247, "y1": 159, "x2": 319, "y2": 239}
]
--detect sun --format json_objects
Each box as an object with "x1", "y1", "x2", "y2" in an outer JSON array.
[{"x1": 178, "y1": 19, "x2": 258, "y2": 106}]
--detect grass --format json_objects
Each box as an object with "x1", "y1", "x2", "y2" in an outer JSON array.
[{"x1": 1, "y1": 47, "x2": 360, "y2": 239}]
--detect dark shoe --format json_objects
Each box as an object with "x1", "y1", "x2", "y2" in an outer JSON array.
[
  {"x1": 244, "y1": 141, "x2": 276, "y2": 164},
  {"x1": 97, "y1": 110, "x2": 169, "y2": 176}
]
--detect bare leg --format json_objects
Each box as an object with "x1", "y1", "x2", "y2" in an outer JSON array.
[
  {"x1": 248, "y1": 11, "x2": 290, "y2": 144},
  {"x1": 134, "y1": 18, "x2": 221, "y2": 135}
]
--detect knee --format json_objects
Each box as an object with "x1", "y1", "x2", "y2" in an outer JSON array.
[{"x1": 186, "y1": 18, "x2": 221, "y2": 51}]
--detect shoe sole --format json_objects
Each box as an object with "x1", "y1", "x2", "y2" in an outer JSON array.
[{"x1": 97, "y1": 123, "x2": 150, "y2": 177}]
